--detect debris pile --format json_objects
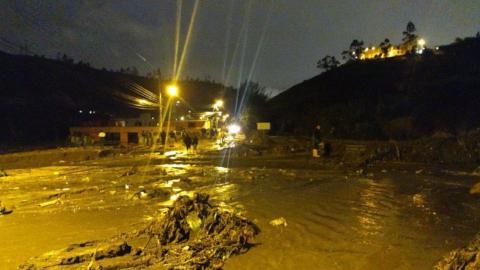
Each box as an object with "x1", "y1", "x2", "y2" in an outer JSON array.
[
  {"x1": 20, "y1": 193, "x2": 259, "y2": 270},
  {"x1": 435, "y1": 232, "x2": 480, "y2": 269},
  {"x1": 140, "y1": 192, "x2": 259, "y2": 269}
]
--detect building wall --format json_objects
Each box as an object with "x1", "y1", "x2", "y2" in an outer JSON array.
[
  {"x1": 362, "y1": 43, "x2": 414, "y2": 60},
  {"x1": 70, "y1": 120, "x2": 207, "y2": 145}
]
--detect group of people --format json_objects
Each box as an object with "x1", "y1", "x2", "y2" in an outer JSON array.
[
  {"x1": 182, "y1": 132, "x2": 199, "y2": 154},
  {"x1": 143, "y1": 129, "x2": 199, "y2": 154},
  {"x1": 141, "y1": 130, "x2": 155, "y2": 146},
  {"x1": 68, "y1": 134, "x2": 93, "y2": 146}
]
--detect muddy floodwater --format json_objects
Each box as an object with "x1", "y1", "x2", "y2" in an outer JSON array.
[{"x1": 1, "y1": 146, "x2": 480, "y2": 269}]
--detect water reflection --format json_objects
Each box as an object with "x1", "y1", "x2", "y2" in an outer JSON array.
[{"x1": 221, "y1": 170, "x2": 480, "y2": 270}]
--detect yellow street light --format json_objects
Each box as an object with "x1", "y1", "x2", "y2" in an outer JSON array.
[
  {"x1": 215, "y1": 100, "x2": 223, "y2": 107},
  {"x1": 418, "y1": 39, "x2": 426, "y2": 46},
  {"x1": 167, "y1": 85, "x2": 178, "y2": 96},
  {"x1": 139, "y1": 99, "x2": 148, "y2": 104}
]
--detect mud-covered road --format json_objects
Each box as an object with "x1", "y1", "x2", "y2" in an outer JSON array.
[{"x1": 1, "y1": 139, "x2": 480, "y2": 269}]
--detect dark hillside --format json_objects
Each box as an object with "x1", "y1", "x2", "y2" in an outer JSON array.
[
  {"x1": 0, "y1": 52, "x2": 229, "y2": 146},
  {"x1": 268, "y1": 37, "x2": 480, "y2": 139}
]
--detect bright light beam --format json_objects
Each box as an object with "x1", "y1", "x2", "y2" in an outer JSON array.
[
  {"x1": 135, "y1": 51, "x2": 147, "y2": 61},
  {"x1": 234, "y1": 0, "x2": 252, "y2": 118},
  {"x1": 221, "y1": 0, "x2": 234, "y2": 85},
  {"x1": 175, "y1": 0, "x2": 199, "y2": 82},
  {"x1": 237, "y1": 0, "x2": 274, "y2": 114},
  {"x1": 174, "y1": 0, "x2": 183, "y2": 79}
]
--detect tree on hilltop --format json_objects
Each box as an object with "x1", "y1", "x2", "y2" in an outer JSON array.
[
  {"x1": 402, "y1": 22, "x2": 418, "y2": 45},
  {"x1": 317, "y1": 55, "x2": 340, "y2": 72},
  {"x1": 342, "y1": 39, "x2": 364, "y2": 61},
  {"x1": 380, "y1": 38, "x2": 391, "y2": 57}
]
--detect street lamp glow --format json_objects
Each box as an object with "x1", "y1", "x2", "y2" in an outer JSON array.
[
  {"x1": 167, "y1": 85, "x2": 178, "y2": 96},
  {"x1": 418, "y1": 39, "x2": 426, "y2": 46},
  {"x1": 229, "y1": 124, "x2": 241, "y2": 134},
  {"x1": 139, "y1": 99, "x2": 148, "y2": 104},
  {"x1": 215, "y1": 100, "x2": 223, "y2": 107}
]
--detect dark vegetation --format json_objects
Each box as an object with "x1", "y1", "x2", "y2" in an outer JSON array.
[
  {"x1": 0, "y1": 51, "x2": 248, "y2": 146},
  {"x1": 268, "y1": 35, "x2": 480, "y2": 140},
  {"x1": 0, "y1": 51, "x2": 156, "y2": 145}
]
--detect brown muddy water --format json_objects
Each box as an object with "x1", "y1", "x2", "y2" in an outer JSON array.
[
  {"x1": 0, "y1": 150, "x2": 480, "y2": 269},
  {"x1": 221, "y1": 169, "x2": 480, "y2": 270}
]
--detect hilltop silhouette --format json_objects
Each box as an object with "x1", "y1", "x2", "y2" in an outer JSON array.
[{"x1": 268, "y1": 35, "x2": 480, "y2": 140}]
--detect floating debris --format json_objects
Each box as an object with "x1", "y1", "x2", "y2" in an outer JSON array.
[
  {"x1": 270, "y1": 217, "x2": 288, "y2": 226},
  {"x1": 0, "y1": 200, "x2": 14, "y2": 215},
  {"x1": 38, "y1": 199, "x2": 60, "y2": 208}
]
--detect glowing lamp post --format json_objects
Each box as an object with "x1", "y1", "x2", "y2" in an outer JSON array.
[
  {"x1": 214, "y1": 100, "x2": 223, "y2": 111},
  {"x1": 159, "y1": 85, "x2": 178, "y2": 130},
  {"x1": 167, "y1": 85, "x2": 178, "y2": 96}
]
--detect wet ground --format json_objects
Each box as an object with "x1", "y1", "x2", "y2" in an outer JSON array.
[{"x1": 1, "y1": 138, "x2": 480, "y2": 269}]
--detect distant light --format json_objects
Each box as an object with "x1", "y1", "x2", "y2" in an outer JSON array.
[
  {"x1": 229, "y1": 124, "x2": 241, "y2": 134},
  {"x1": 176, "y1": 101, "x2": 180, "y2": 104},
  {"x1": 93, "y1": 111, "x2": 95, "y2": 114},
  {"x1": 139, "y1": 99, "x2": 148, "y2": 104},
  {"x1": 79, "y1": 110, "x2": 82, "y2": 113},
  {"x1": 215, "y1": 100, "x2": 223, "y2": 107},
  {"x1": 89, "y1": 111, "x2": 92, "y2": 114},
  {"x1": 167, "y1": 85, "x2": 178, "y2": 96},
  {"x1": 372, "y1": 47, "x2": 375, "y2": 50},
  {"x1": 352, "y1": 51, "x2": 356, "y2": 55},
  {"x1": 418, "y1": 50, "x2": 423, "y2": 54},
  {"x1": 157, "y1": 123, "x2": 159, "y2": 126},
  {"x1": 188, "y1": 110, "x2": 191, "y2": 113},
  {"x1": 152, "y1": 117, "x2": 154, "y2": 119},
  {"x1": 418, "y1": 39, "x2": 426, "y2": 46},
  {"x1": 180, "y1": 116, "x2": 184, "y2": 120},
  {"x1": 436, "y1": 47, "x2": 439, "y2": 50},
  {"x1": 365, "y1": 48, "x2": 369, "y2": 52}
]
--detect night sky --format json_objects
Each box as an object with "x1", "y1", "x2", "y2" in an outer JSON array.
[{"x1": 1, "y1": 0, "x2": 479, "y2": 95}]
